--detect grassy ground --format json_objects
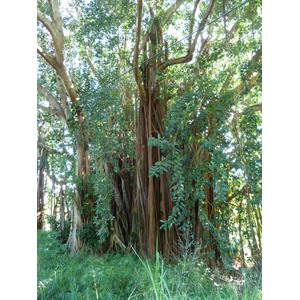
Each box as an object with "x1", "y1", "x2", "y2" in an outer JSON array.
[{"x1": 37, "y1": 230, "x2": 261, "y2": 299}]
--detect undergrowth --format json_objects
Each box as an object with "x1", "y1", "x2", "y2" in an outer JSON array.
[{"x1": 37, "y1": 230, "x2": 261, "y2": 299}]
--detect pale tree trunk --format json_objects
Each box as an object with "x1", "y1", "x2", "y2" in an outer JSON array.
[
  {"x1": 37, "y1": 0, "x2": 94, "y2": 254},
  {"x1": 69, "y1": 199, "x2": 83, "y2": 254},
  {"x1": 69, "y1": 113, "x2": 91, "y2": 254}
]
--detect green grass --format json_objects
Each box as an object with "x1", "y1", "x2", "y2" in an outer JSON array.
[{"x1": 37, "y1": 230, "x2": 261, "y2": 300}]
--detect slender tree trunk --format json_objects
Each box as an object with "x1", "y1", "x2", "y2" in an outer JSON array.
[
  {"x1": 238, "y1": 200, "x2": 245, "y2": 268},
  {"x1": 253, "y1": 204, "x2": 262, "y2": 251},
  {"x1": 37, "y1": 145, "x2": 47, "y2": 229},
  {"x1": 60, "y1": 184, "x2": 65, "y2": 241},
  {"x1": 51, "y1": 170, "x2": 55, "y2": 216}
]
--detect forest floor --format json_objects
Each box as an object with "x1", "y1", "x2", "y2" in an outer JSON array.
[{"x1": 37, "y1": 230, "x2": 261, "y2": 300}]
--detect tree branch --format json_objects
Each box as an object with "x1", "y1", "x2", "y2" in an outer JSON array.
[
  {"x1": 139, "y1": 0, "x2": 186, "y2": 58},
  {"x1": 246, "y1": 103, "x2": 262, "y2": 112},
  {"x1": 38, "y1": 140, "x2": 61, "y2": 156},
  {"x1": 37, "y1": 83, "x2": 66, "y2": 122},
  {"x1": 220, "y1": 48, "x2": 262, "y2": 94},
  {"x1": 50, "y1": 0, "x2": 63, "y2": 28},
  {"x1": 38, "y1": 84, "x2": 61, "y2": 111},
  {"x1": 189, "y1": 0, "x2": 216, "y2": 56},
  {"x1": 38, "y1": 1, "x2": 80, "y2": 118},
  {"x1": 85, "y1": 49, "x2": 102, "y2": 83},
  {"x1": 233, "y1": 48, "x2": 262, "y2": 98},
  {"x1": 161, "y1": 0, "x2": 186, "y2": 27},
  {"x1": 38, "y1": 139, "x2": 74, "y2": 160},
  {"x1": 188, "y1": 0, "x2": 201, "y2": 49},
  {"x1": 37, "y1": 104, "x2": 56, "y2": 115},
  {"x1": 146, "y1": 0, "x2": 155, "y2": 18},
  {"x1": 38, "y1": 1, "x2": 65, "y2": 67},
  {"x1": 57, "y1": 77, "x2": 70, "y2": 120},
  {"x1": 222, "y1": 0, "x2": 228, "y2": 44},
  {"x1": 233, "y1": 104, "x2": 262, "y2": 119},
  {"x1": 37, "y1": 45, "x2": 58, "y2": 71},
  {"x1": 37, "y1": 10, "x2": 55, "y2": 36},
  {"x1": 234, "y1": 73, "x2": 259, "y2": 100},
  {"x1": 159, "y1": 0, "x2": 216, "y2": 71},
  {"x1": 46, "y1": 171, "x2": 65, "y2": 186}
]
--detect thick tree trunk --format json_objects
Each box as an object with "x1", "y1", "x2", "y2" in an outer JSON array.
[
  {"x1": 130, "y1": 3, "x2": 181, "y2": 257},
  {"x1": 131, "y1": 56, "x2": 177, "y2": 257}
]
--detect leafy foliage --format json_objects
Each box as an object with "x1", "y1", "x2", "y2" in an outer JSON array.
[{"x1": 37, "y1": 0, "x2": 262, "y2": 272}]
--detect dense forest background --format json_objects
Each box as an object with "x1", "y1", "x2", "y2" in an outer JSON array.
[{"x1": 2, "y1": 0, "x2": 300, "y2": 299}]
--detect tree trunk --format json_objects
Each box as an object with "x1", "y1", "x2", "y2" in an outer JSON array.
[
  {"x1": 245, "y1": 189, "x2": 260, "y2": 268},
  {"x1": 204, "y1": 114, "x2": 222, "y2": 269},
  {"x1": 238, "y1": 200, "x2": 245, "y2": 268},
  {"x1": 131, "y1": 47, "x2": 177, "y2": 257},
  {"x1": 68, "y1": 114, "x2": 91, "y2": 255},
  {"x1": 60, "y1": 184, "x2": 65, "y2": 241},
  {"x1": 205, "y1": 170, "x2": 220, "y2": 269},
  {"x1": 253, "y1": 204, "x2": 262, "y2": 251},
  {"x1": 37, "y1": 144, "x2": 47, "y2": 229}
]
